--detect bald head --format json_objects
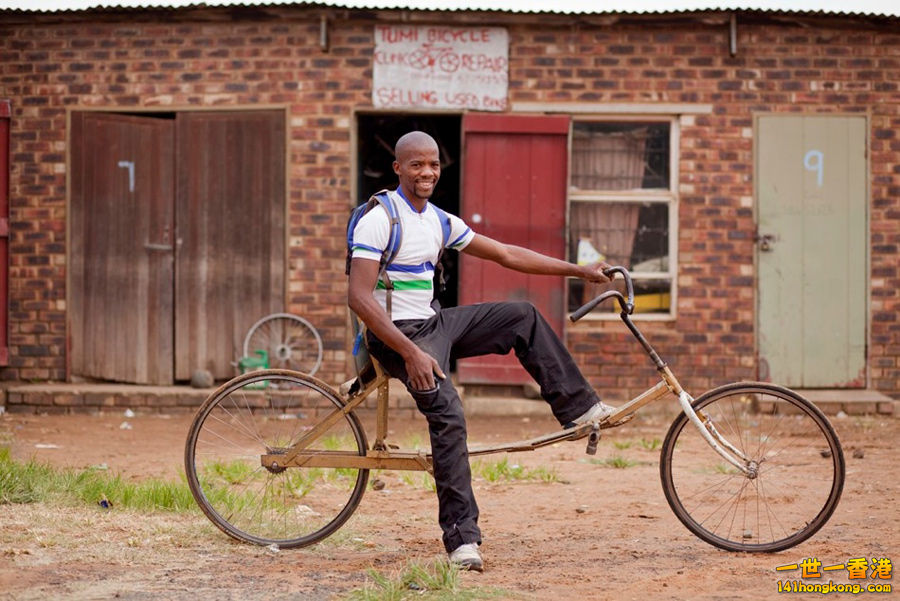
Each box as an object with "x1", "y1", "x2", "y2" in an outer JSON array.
[
  {"x1": 395, "y1": 131, "x2": 438, "y2": 163},
  {"x1": 393, "y1": 131, "x2": 441, "y2": 205}
]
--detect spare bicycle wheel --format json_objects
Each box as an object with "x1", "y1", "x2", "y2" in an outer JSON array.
[{"x1": 242, "y1": 313, "x2": 323, "y2": 376}]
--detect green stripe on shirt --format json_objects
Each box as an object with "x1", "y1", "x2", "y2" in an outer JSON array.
[{"x1": 376, "y1": 279, "x2": 433, "y2": 290}]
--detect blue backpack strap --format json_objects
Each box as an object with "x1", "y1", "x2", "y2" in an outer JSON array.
[
  {"x1": 431, "y1": 204, "x2": 452, "y2": 248},
  {"x1": 430, "y1": 203, "x2": 453, "y2": 297},
  {"x1": 348, "y1": 189, "x2": 402, "y2": 318},
  {"x1": 346, "y1": 189, "x2": 402, "y2": 274},
  {"x1": 375, "y1": 191, "x2": 402, "y2": 271}
]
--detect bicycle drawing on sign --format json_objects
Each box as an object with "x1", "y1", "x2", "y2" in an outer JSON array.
[{"x1": 408, "y1": 42, "x2": 461, "y2": 73}]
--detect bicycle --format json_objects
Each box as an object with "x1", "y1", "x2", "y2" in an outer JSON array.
[{"x1": 184, "y1": 267, "x2": 845, "y2": 554}]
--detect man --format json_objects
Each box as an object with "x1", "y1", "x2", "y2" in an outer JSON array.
[{"x1": 348, "y1": 131, "x2": 616, "y2": 572}]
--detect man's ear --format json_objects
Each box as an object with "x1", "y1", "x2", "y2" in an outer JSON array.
[{"x1": 392, "y1": 160, "x2": 400, "y2": 175}]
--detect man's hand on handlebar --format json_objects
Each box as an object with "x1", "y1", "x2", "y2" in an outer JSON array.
[{"x1": 580, "y1": 260, "x2": 614, "y2": 284}]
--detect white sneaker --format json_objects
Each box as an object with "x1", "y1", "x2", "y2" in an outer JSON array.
[
  {"x1": 448, "y1": 542, "x2": 483, "y2": 572},
  {"x1": 572, "y1": 401, "x2": 617, "y2": 426}
]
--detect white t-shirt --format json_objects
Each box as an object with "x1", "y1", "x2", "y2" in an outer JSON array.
[{"x1": 351, "y1": 189, "x2": 475, "y2": 320}]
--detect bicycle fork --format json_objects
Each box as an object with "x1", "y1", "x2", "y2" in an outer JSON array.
[{"x1": 662, "y1": 367, "x2": 755, "y2": 477}]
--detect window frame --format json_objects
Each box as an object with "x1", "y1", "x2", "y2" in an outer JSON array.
[{"x1": 566, "y1": 115, "x2": 679, "y2": 321}]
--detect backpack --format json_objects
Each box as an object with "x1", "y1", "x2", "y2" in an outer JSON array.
[{"x1": 345, "y1": 189, "x2": 452, "y2": 371}]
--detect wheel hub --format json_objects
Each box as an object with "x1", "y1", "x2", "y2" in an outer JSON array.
[
  {"x1": 264, "y1": 448, "x2": 288, "y2": 473},
  {"x1": 746, "y1": 460, "x2": 760, "y2": 479}
]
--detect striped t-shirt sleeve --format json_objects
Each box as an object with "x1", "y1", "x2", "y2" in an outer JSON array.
[
  {"x1": 446, "y1": 213, "x2": 475, "y2": 250},
  {"x1": 351, "y1": 206, "x2": 390, "y2": 262}
]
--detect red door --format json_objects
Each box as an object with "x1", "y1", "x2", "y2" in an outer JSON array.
[
  {"x1": 0, "y1": 100, "x2": 9, "y2": 366},
  {"x1": 457, "y1": 114, "x2": 570, "y2": 385}
]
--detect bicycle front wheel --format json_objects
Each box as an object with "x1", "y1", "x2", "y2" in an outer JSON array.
[
  {"x1": 185, "y1": 370, "x2": 369, "y2": 548},
  {"x1": 660, "y1": 382, "x2": 844, "y2": 552}
]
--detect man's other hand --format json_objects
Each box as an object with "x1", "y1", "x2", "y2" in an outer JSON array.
[{"x1": 404, "y1": 347, "x2": 446, "y2": 391}]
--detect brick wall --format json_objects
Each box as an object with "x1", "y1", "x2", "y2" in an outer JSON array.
[
  {"x1": 0, "y1": 7, "x2": 897, "y2": 401},
  {"x1": 505, "y1": 17, "x2": 900, "y2": 401}
]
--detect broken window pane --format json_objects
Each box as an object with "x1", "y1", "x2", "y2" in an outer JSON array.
[{"x1": 570, "y1": 201, "x2": 669, "y2": 270}]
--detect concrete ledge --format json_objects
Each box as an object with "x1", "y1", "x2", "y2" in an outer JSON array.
[
  {"x1": 1, "y1": 381, "x2": 896, "y2": 418},
  {"x1": 0, "y1": 378, "x2": 420, "y2": 415},
  {"x1": 797, "y1": 389, "x2": 897, "y2": 416},
  {"x1": 462, "y1": 395, "x2": 547, "y2": 418}
]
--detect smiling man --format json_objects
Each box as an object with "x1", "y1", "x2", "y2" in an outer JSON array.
[{"x1": 347, "y1": 130, "x2": 616, "y2": 571}]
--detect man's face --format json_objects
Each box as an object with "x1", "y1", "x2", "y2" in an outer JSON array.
[{"x1": 393, "y1": 142, "x2": 441, "y2": 203}]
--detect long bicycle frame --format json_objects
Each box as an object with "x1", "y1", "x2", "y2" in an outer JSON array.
[{"x1": 260, "y1": 267, "x2": 753, "y2": 477}]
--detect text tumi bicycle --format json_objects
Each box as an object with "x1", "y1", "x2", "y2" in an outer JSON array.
[{"x1": 185, "y1": 267, "x2": 845, "y2": 553}]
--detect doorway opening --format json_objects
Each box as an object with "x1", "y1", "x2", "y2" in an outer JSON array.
[{"x1": 355, "y1": 113, "x2": 462, "y2": 310}]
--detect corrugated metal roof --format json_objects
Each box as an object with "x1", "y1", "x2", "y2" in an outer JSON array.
[{"x1": 2, "y1": 0, "x2": 898, "y2": 17}]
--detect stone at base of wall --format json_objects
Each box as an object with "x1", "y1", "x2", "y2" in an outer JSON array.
[{"x1": 0, "y1": 378, "x2": 424, "y2": 418}]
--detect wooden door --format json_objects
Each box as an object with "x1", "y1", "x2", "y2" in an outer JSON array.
[
  {"x1": 457, "y1": 114, "x2": 570, "y2": 385},
  {"x1": 70, "y1": 113, "x2": 175, "y2": 384},
  {"x1": 174, "y1": 111, "x2": 285, "y2": 380},
  {"x1": 756, "y1": 115, "x2": 867, "y2": 388}
]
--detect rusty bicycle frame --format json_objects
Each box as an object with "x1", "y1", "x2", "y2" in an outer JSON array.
[{"x1": 260, "y1": 267, "x2": 755, "y2": 479}]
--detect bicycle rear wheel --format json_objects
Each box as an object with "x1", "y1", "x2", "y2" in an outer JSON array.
[
  {"x1": 185, "y1": 370, "x2": 369, "y2": 548},
  {"x1": 660, "y1": 382, "x2": 844, "y2": 552}
]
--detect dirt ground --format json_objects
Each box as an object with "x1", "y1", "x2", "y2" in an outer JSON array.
[{"x1": 0, "y1": 406, "x2": 898, "y2": 601}]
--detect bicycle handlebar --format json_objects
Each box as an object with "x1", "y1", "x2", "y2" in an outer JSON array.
[{"x1": 569, "y1": 266, "x2": 635, "y2": 322}]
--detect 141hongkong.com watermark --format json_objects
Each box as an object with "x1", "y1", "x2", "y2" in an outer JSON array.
[{"x1": 776, "y1": 557, "x2": 892, "y2": 595}]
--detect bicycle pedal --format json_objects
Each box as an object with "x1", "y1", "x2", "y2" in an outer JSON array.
[{"x1": 585, "y1": 423, "x2": 601, "y2": 455}]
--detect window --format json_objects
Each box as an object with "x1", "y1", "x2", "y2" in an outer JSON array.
[{"x1": 567, "y1": 119, "x2": 677, "y2": 318}]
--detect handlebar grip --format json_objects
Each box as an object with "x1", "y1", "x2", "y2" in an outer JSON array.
[
  {"x1": 604, "y1": 266, "x2": 634, "y2": 307},
  {"x1": 570, "y1": 294, "x2": 606, "y2": 322},
  {"x1": 569, "y1": 266, "x2": 636, "y2": 321}
]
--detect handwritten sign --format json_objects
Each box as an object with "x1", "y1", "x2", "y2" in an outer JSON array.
[{"x1": 373, "y1": 25, "x2": 509, "y2": 111}]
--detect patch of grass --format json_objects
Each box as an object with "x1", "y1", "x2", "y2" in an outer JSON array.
[
  {"x1": 399, "y1": 432, "x2": 427, "y2": 451},
  {"x1": 471, "y1": 456, "x2": 559, "y2": 484},
  {"x1": 714, "y1": 463, "x2": 742, "y2": 475},
  {"x1": 639, "y1": 438, "x2": 662, "y2": 451},
  {"x1": 343, "y1": 558, "x2": 510, "y2": 601},
  {"x1": 613, "y1": 440, "x2": 632, "y2": 450},
  {"x1": 399, "y1": 471, "x2": 436, "y2": 492},
  {"x1": 586, "y1": 455, "x2": 641, "y2": 469},
  {"x1": 0, "y1": 446, "x2": 196, "y2": 511},
  {"x1": 0, "y1": 447, "x2": 53, "y2": 504}
]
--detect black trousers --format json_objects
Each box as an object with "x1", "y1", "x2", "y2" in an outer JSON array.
[{"x1": 366, "y1": 301, "x2": 600, "y2": 553}]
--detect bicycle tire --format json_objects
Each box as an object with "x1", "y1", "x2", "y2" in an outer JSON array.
[
  {"x1": 184, "y1": 369, "x2": 369, "y2": 548},
  {"x1": 659, "y1": 382, "x2": 844, "y2": 552},
  {"x1": 242, "y1": 313, "x2": 323, "y2": 376}
]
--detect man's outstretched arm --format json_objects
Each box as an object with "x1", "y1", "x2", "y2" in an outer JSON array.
[
  {"x1": 461, "y1": 234, "x2": 612, "y2": 283},
  {"x1": 347, "y1": 257, "x2": 444, "y2": 391}
]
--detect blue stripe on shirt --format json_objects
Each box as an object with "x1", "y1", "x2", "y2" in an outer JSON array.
[
  {"x1": 386, "y1": 261, "x2": 435, "y2": 274},
  {"x1": 449, "y1": 227, "x2": 471, "y2": 248},
  {"x1": 352, "y1": 243, "x2": 384, "y2": 255}
]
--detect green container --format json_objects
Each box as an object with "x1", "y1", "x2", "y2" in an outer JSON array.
[{"x1": 239, "y1": 350, "x2": 269, "y2": 389}]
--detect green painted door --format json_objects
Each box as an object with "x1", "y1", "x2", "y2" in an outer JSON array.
[{"x1": 756, "y1": 115, "x2": 867, "y2": 388}]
